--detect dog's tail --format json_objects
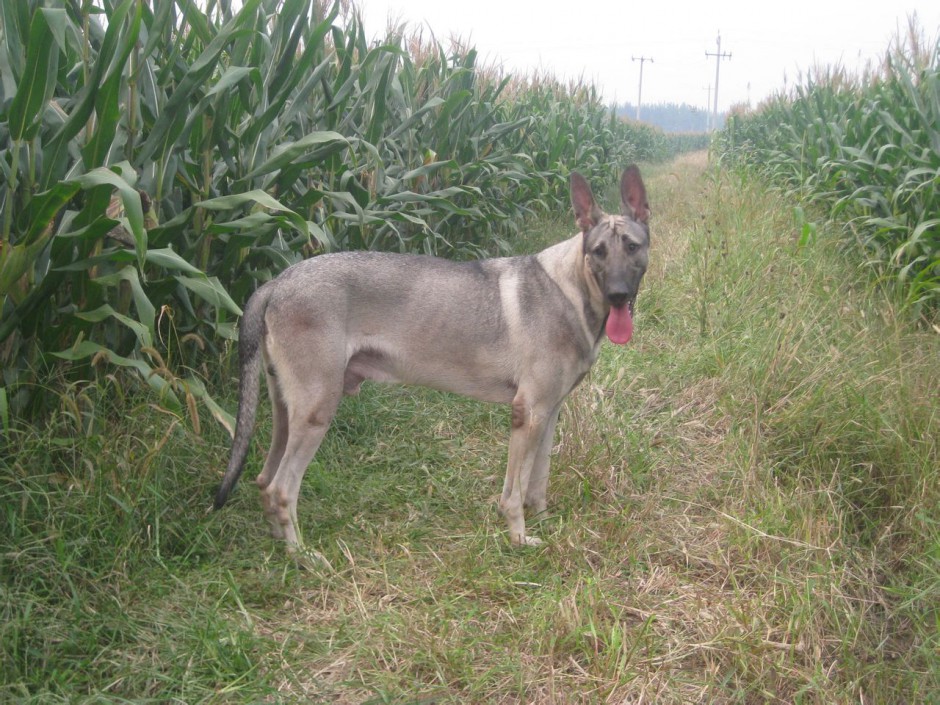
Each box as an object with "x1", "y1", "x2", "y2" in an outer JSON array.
[{"x1": 214, "y1": 285, "x2": 272, "y2": 510}]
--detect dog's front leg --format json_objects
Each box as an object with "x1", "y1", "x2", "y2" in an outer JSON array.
[
  {"x1": 524, "y1": 403, "x2": 562, "y2": 517},
  {"x1": 499, "y1": 396, "x2": 551, "y2": 546}
]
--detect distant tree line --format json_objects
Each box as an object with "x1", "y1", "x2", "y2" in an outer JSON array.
[{"x1": 615, "y1": 102, "x2": 725, "y2": 133}]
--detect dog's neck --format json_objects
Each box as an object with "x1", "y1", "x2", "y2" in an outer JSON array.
[{"x1": 536, "y1": 234, "x2": 607, "y2": 347}]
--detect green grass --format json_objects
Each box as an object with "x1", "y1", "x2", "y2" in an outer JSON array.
[{"x1": 2, "y1": 153, "x2": 938, "y2": 703}]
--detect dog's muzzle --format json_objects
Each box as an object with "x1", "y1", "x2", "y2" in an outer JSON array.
[{"x1": 607, "y1": 292, "x2": 635, "y2": 312}]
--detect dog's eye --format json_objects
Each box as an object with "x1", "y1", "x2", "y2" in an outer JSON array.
[
  {"x1": 592, "y1": 244, "x2": 607, "y2": 258},
  {"x1": 627, "y1": 243, "x2": 639, "y2": 254}
]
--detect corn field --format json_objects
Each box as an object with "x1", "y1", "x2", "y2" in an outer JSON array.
[
  {"x1": 715, "y1": 23, "x2": 940, "y2": 315},
  {"x1": 0, "y1": 0, "x2": 691, "y2": 426}
]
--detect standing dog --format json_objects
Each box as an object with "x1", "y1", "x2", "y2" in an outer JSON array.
[{"x1": 215, "y1": 166, "x2": 650, "y2": 548}]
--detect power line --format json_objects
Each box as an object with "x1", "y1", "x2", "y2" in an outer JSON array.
[
  {"x1": 631, "y1": 56, "x2": 653, "y2": 121},
  {"x1": 705, "y1": 32, "x2": 731, "y2": 131}
]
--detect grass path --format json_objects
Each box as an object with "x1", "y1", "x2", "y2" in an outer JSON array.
[{"x1": 2, "y1": 153, "x2": 937, "y2": 703}]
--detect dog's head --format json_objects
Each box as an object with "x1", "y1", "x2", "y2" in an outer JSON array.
[{"x1": 570, "y1": 166, "x2": 650, "y2": 344}]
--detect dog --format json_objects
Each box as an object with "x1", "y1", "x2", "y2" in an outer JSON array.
[{"x1": 214, "y1": 166, "x2": 650, "y2": 549}]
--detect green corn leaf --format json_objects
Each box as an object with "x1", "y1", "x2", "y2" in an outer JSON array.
[
  {"x1": 892, "y1": 219, "x2": 940, "y2": 264},
  {"x1": 256, "y1": 2, "x2": 338, "y2": 132},
  {"x1": 174, "y1": 275, "x2": 242, "y2": 317},
  {"x1": 145, "y1": 247, "x2": 207, "y2": 276},
  {"x1": 0, "y1": 180, "x2": 80, "y2": 298},
  {"x1": 388, "y1": 97, "x2": 445, "y2": 139},
  {"x1": 177, "y1": 65, "x2": 259, "y2": 148},
  {"x1": 195, "y1": 191, "x2": 308, "y2": 240},
  {"x1": 8, "y1": 7, "x2": 61, "y2": 141},
  {"x1": 91, "y1": 266, "x2": 155, "y2": 336},
  {"x1": 137, "y1": 0, "x2": 264, "y2": 163},
  {"x1": 207, "y1": 65, "x2": 256, "y2": 98},
  {"x1": 196, "y1": 190, "x2": 289, "y2": 211},
  {"x1": 20, "y1": 180, "x2": 82, "y2": 247},
  {"x1": 265, "y1": 0, "x2": 311, "y2": 98},
  {"x1": 54, "y1": 249, "x2": 137, "y2": 272},
  {"x1": 366, "y1": 51, "x2": 395, "y2": 145},
  {"x1": 399, "y1": 159, "x2": 458, "y2": 182},
  {"x1": 183, "y1": 375, "x2": 235, "y2": 438},
  {"x1": 378, "y1": 188, "x2": 479, "y2": 216},
  {"x1": 205, "y1": 212, "x2": 292, "y2": 234},
  {"x1": 75, "y1": 164, "x2": 146, "y2": 268},
  {"x1": 0, "y1": 244, "x2": 31, "y2": 302},
  {"x1": 0, "y1": 0, "x2": 28, "y2": 79},
  {"x1": 74, "y1": 304, "x2": 152, "y2": 347},
  {"x1": 242, "y1": 131, "x2": 349, "y2": 180},
  {"x1": 82, "y1": 0, "x2": 142, "y2": 169},
  {"x1": 40, "y1": 0, "x2": 137, "y2": 187}
]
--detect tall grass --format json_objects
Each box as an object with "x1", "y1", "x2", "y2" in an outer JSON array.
[
  {"x1": 0, "y1": 0, "x2": 684, "y2": 427},
  {"x1": 715, "y1": 20, "x2": 940, "y2": 315}
]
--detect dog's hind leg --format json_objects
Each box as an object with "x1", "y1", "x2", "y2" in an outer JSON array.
[
  {"x1": 258, "y1": 329, "x2": 345, "y2": 547},
  {"x1": 260, "y1": 386, "x2": 340, "y2": 547},
  {"x1": 255, "y1": 373, "x2": 290, "y2": 539},
  {"x1": 256, "y1": 364, "x2": 289, "y2": 491}
]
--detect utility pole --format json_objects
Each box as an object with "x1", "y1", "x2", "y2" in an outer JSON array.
[
  {"x1": 631, "y1": 55, "x2": 653, "y2": 121},
  {"x1": 705, "y1": 32, "x2": 731, "y2": 130}
]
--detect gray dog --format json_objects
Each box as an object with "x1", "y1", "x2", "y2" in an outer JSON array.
[{"x1": 215, "y1": 166, "x2": 650, "y2": 549}]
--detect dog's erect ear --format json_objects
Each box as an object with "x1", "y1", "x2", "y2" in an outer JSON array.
[
  {"x1": 571, "y1": 172, "x2": 603, "y2": 233},
  {"x1": 620, "y1": 165, "x2": 650, "y2": 224}
]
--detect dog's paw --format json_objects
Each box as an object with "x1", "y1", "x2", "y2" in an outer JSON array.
[{"x1": 510, "y1": 533, "x2": 543, "y2": 548}]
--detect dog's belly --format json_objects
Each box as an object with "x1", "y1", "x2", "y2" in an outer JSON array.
[{"x1": 344, "y1": 345, "x2": 517, "y2": 404}]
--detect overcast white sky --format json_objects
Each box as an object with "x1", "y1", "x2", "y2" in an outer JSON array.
[{"x1": 357, "y1": 0, "x2": 939, "y2": 112}]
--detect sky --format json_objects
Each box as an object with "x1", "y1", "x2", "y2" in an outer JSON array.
[{"x1": 357, "y1": 0, "x2": 939, "y2": 113}]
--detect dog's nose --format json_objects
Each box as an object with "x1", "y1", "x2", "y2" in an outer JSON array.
[{"x1": 607, "y1": 292, "x2": 630, "y2": 308}]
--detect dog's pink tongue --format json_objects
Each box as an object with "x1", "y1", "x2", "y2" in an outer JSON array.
[{"x1": 606, "y1": 305, "x2": 633, "y2": 344}]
